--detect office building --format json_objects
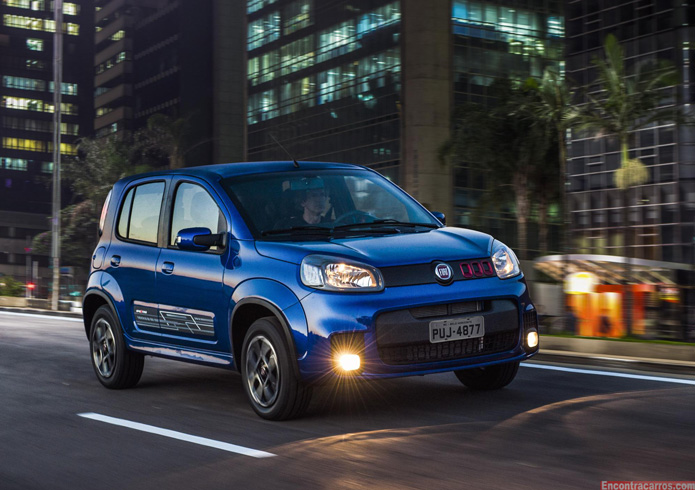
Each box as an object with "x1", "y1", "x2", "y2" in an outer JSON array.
[
  {"x1": 0, "y1": 0, "x2": 93, "y2": 286},
  {"x1": 245, "y1": 0, "x2": 564, "y2": 240},
  {"x1": 93, "y1": 0, "x2": 245, "y2": 166},
  {"x1": 554, "y1": 0, "x2": 694, "y2": 339}
]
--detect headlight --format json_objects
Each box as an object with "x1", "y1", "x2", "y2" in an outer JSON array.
[
  {"x1": 491, "y1": 241, "x2": 521, "y2": 279},
  {"x1": 300, "y1": 255, "x2": 384, "y2": 292}
]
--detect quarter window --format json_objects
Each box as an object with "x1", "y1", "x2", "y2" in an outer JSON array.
[
  {"x1": 116, "y1": 182, "x2": 165, "y2": 244},
  {"x1": 170, "y1": 183, "x2": 226, "y2": 251}
]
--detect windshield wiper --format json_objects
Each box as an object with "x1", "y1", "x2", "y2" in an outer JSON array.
[
  {"x1": 333, "y1": 219, "x2": 439, "y2": 231},
  {"x1": 261, "y1": 226, "x2": 332, "y2": 237}
]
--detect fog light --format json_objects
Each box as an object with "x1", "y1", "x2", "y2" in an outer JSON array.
[
  {"x1": 527, "y1": 330, "x2": 539, "y2": 349},
  {"x1": 336, "y1": 353, "x2": 361, "y2": 372}
]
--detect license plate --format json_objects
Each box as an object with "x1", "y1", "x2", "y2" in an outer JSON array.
[{"x1": 429, "y1": 316, "x2": 485, "y2": 344}]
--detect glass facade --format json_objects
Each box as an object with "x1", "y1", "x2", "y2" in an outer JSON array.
[
  {"x1": 450, "y1": 0, "x2": 564, "y2": 256},
  {"x1": 247, "y1": 0, "x2": 402, "y2": 180},
  {"x1": 565, "y1": 1, "x2": 694, "y2": 265}
]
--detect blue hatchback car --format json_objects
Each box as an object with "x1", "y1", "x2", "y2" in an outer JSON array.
[{"x1": 83, "y1": 161, "x2": 538, "y2": 420}]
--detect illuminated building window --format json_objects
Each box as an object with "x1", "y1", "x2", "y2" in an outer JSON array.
[
  {"x1": 247, "y1": 12, "x2": 280, "y2": 50},
  {"x1": 2, "y1": 77, "x2": 77, "y2": 96},
  {"x1": 280, "y1": 76, "x2": 314, "y2": 115},
  {"x1": 109, "y1": 29, "x2": 125, "y2": 41},
  {"x1": 317, "y1": 20, "x2": 355, "y2": 63},
  {"x1": 25, "y1": 59, "x2": 44, "y2": 70},
  {"x1": 1, "y1": 158, "x2": 29, "y2": 171},
  {"x1": 63, "y1": 2, "x2": 79, "y2": 15},
  {"x1": 2, "y1": 15, "x2": 80, "y2": 36},
  {"x1": 57, "y1": 142, "x2": 77, "y2": 155},
  {"x1": 1, "y1": 0, "x2": 43, "y2": 9},
  {"x1": 96, "y1": 107, "x2": 113, "y2": 117},
  {"x1": 283, "y1": 0, "x2": 312, "y2": 35},
  {"x1": 280, "y1": 35, "x2": 313, "y2": 76},
  {"x1": 2, "y1": 96, "x2": 44, "y2": 112},
  {"x1": 41, "y1": 161, "x2": 53, "y2": 173},
  {"x1": 247, "y1": 89, "x2": 278, "y2": 124},
  {"x1": 247, "y1": 0, "x2": 276, "y2": 14},
  {"x1": 2, "y1": 137, "x2": 47, "y2": 152},
  {"x1": 48, "y1": 81, "x2": 78, "y2": 96},
  {"x1": 356, "y1": 2, "x2": 400, "y2": 38},
  {"x1": 3, "y1": 75, "x2": 46, "y2": 91},
  {"x1": 26, "y1": 38, "x2": 43, "y2": 51},
  {"x1": 44, "y1": 102, "x2": 78, "y2": 115},
  {"x1": 2, "y1": 139, "x2": 79, "y2": 155},
  {"x1": 95, "y1": 51, "x2": 129, "y2": 74}
]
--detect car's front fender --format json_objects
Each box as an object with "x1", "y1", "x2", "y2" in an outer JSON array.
[{"x1": 230, "y1": 278, "x2": 310, "y2": 362}]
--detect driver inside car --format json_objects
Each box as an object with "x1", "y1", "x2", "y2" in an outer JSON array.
[{"x1": 286, "y1": 187, "x2": 330, "y2": 227}]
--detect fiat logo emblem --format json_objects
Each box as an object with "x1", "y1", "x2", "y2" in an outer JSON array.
[{"x1": 434, "y1": 262, "x2": 454, "y2": 284}]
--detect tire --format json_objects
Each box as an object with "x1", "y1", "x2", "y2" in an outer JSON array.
[
  {"x1": 89, "y1": 305, "x2": 144, "y2": 389},
  {"x1": 241, "y1": 317, "x2": 312, "y2": 420},
  {"x1": 454, "y1": 360, "x2": 520, "y2": 390}
]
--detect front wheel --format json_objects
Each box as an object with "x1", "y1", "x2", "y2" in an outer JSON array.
[
  {"x1": 89, "y1": 305, "x2": 144, "y2": 389},
  {"x1": 241, "y1": 317, "x2": 312, "y2": 420},
  {"x1": 454, "y1": 361, "x2": 520, "y2": 390}
]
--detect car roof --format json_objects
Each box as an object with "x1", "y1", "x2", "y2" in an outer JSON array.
[{"x1": 116, "y1": 161, "x2": 368, "y2": 186}]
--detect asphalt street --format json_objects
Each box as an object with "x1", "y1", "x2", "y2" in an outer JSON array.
[{"x1": 1, "y1": 311, "x2": 694, "y2": 489}]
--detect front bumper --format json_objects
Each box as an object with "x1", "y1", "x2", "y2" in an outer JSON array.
[{"x1": 294, "y1": 274, "x2": 538, "y2": 381}]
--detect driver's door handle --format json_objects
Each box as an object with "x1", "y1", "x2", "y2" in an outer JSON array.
[{"x1": 162, "y1": 262, "x2": 175, "y2": 274}]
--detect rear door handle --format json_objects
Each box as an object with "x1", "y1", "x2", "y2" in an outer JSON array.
[
  {"x1": 110, "y1": 255, "x2": 121, "y2": 267},
  {"x1": 162, "y1": 261, "x2": 175, "y2": 274}
]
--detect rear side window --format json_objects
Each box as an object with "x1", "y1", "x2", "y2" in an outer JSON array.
[
  {"x1": 116, "y1": 181, "x2": 165, "y2": 245},
  {"x1": 98, "y1": 189, "x2": 112, "y2": 236}
]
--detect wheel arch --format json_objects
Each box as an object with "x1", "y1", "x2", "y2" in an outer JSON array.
[
  {"x1": 82, "y1": 290, "x2": 118, "y2": 339},
  {"x1": 230, "y1": 298, "x2": 301, "y2": 376}
]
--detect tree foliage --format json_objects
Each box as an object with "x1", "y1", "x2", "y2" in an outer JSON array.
[
  {"x1": 32, "y1": 115, "x2": 180, "y2": 269},
  {"x1": 440, "y1": 78, "x2": 559, "y2": 259},
  {"x1": 0, "y1": 276, "x2": 24, "y2": 297}
]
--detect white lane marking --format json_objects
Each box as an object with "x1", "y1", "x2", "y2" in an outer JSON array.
[
  {"x1": 0, "y1": 311, "x2": 82, "y2": 322},
  {"x1": 523, "y1": 363, "x2": 695, "y2": 386},
  {"x1": 78, "y1": 413, "x2": 275, "y2": 458}
]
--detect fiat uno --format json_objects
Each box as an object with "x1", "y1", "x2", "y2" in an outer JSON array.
[{"x1": 83, "y1": 161, "x2": 539, "y2": 420}]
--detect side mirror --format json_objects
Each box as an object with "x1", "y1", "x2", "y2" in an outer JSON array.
[
  {"x1": 431, "y1": 211, "x2": 446, "y2": 226},
  {"x1": 175, "y1": 227, "x2": 227, "y2": 251}
]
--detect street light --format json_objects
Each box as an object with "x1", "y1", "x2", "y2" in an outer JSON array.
[{"x1": 51, "y1": 0, "x2": 63, "y2": 311}]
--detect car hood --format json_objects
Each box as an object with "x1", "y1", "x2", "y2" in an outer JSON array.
[{"x1": 254, "y1": 227, "x2": 493, "y2": 267}]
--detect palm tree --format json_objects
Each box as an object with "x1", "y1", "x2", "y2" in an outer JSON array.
[
  {"x1": 576, "y1": 34, "x2": 679, "y2": 335},
  {"x1": 439, "y1": 79, "x2": 552, "y2": 260},
  {"x1": 526, "y1": 69, "x2": 574, "y2": 252},
  {"x1": 139, "y1": 113, "x2": 188, "y2": 169}
]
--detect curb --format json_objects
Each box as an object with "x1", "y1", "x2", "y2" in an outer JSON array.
[{"x1": 539, "y1": 335, "x2": 695, "y2": 368}]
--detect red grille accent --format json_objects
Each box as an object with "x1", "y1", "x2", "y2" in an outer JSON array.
[{"x1": 460, "y1": 259, "x2": 495, "y2": 278}]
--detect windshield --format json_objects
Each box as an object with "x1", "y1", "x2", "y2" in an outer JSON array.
[{"x1": 222, "y1": 168, "x2": 441, "y2": 240}]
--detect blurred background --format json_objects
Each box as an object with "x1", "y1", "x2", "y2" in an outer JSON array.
[{"x1": 0, "y1": 0, "x2": 693, "y2": 342}]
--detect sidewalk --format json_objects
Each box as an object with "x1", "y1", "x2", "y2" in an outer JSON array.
[
  {"x1": 538, "y1": 334, "x2": 695, "y2": 369},
  {"x1": 0, "y1": 306, "x2": 83, "y2": 319}
]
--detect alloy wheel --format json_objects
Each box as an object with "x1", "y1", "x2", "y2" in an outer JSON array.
[
  {"x1": 245, "y1": 335, "x2": 280, "y2": 408},
  {"x1": 92, "y1": 318, "x2": 116, "y2": 378}
]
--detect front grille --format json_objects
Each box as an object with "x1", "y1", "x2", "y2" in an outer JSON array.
[
  {"x1": 377, "y1": 330, "x2": 518, "y2": 365},
  {"x1": 409, "y1": 301, "x2": 481, "y2": 320}
]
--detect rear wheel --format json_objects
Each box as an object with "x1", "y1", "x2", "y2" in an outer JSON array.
[
  {"x1": 454, "y1": 361, "x2": 520, "y2": 390},
  {"x1": 90, "y1": 305, "x2": 144, "y2": 389},
  {"x1": 241, "y1": 317, "x2": 312, "y2": 420}
]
